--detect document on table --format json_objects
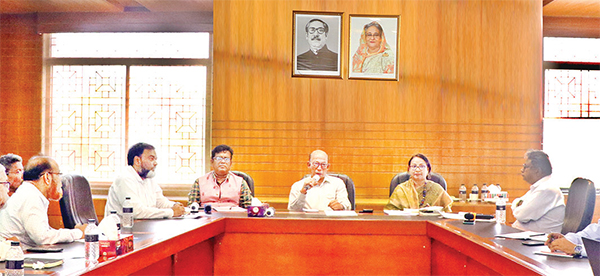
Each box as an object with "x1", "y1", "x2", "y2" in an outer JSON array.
[
  {"x1": 534, "y1": 251, "x2": 575, "y2": 258},
  {"x1": 384, "y1": 210, "x2": 419, "y2": 216},
  {"x1": 213, "y1": 206, "x2": 247, "y2": 213},
  {"x1": 325, "y1": 210, "x2": 358, "y2": 216},
  {"x1": 495, "y1": 231, "x2": 546, "y2": 240}
]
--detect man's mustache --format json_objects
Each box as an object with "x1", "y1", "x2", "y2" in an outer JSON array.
[{"x1": 310, "y1": 35, "x2": 322, "y2": 41}]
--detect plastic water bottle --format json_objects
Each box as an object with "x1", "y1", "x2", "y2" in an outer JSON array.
[
  {"x1": 481, "y1": 184, "x2": 489, "y2": 200},
  {"x1": 458, "y1": 184, "x2": 467, "y2": 202},
  {"x1": 85, "y1": 218, "x2": 100, "y2": 266},
  {"x1": 5, "y1": 241, "x2": 24, "y2": 276},
  {"x1": 496, "y1": 197, "x2": 506, "y2": 224},
  {"x1": 109, "y1": 210, "x2": 121, "y2": 237},
  {"x1": 122, "y1": 196, "x2": 134, "y2": 228},
  {"x1": 470, "y1": 184, "x2": 479, "y2": 201}
]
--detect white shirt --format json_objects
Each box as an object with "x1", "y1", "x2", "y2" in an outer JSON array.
[
  {"x1": 511, "y1": 175, "x2": 565, "y2": 233},
  {"x1": 105, "y1": 166, "x2": 176, "y2": 219},
  {"x1": 564, "y1": 219, "x2": 600, "y2": 257},
  {"x1": 288, "y1": 175, "x2": 351, "y2": 211},
  {"x1": 0, "y1": 182, "x2": 83, "y2": 246}
]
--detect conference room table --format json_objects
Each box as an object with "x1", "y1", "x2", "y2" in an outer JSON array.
[{"x1": 7, "y1": 211, "x2": 593, "y2": 275}]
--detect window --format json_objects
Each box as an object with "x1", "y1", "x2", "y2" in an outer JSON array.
[
  {"x1": 43, "y1": 33, "x2": 211, "y2": 185},
  {"x1": 542, "y1": 37, "x2": 600, "y2": 187}
]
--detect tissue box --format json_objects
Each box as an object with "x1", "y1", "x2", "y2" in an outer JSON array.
[{"x1": 99, "y1": 234, "x2": 134, "y2": 262}]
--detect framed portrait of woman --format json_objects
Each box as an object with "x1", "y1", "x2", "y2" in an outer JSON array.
[
  {"x1": 348, "y1": 15, "x2": 400, "y2": 80},
  {"x1": 293, "y1": 11, "x2": 343, "y2": 78}
]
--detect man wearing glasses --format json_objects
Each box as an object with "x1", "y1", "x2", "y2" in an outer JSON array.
[
  {"x1": 511, "y1": 149, "x2": 565, "y2": 233},
  {"x1": 296, "y1": 18, "x2": 338, "y2": 71},
  {"x1": 0, "y1": 156, "x2": 87, "y2": 246},
  {"x1": 188, "y1": 144, "x2": 252, "y2": 208},
  {"x1": 288, "y1": 150, "x2": 350, "y2": 211},
  {"x1": 0, "y1": 153, "x2": 24, "y2": 196}
]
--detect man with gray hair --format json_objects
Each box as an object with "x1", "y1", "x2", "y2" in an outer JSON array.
[
  {"x1": 296, "y1": 18, "x2": 338, "y2": 71},
  {"x1": 288, "y1": 150, "x2": 350, "y2": 211},
  {"x1": 0, "y1": 153, "x2": 23, "y2": 196},
  {"x1": 511, "y1": 149, "x2": 565, "y2": 233}
]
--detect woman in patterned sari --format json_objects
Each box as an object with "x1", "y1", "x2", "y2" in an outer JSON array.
[
  {"x1": 351, "y1": 21, "x2": 395, "y2": 74},
  {"x1": 385, "y1": 154, "x2": 452, "y2": 212}
]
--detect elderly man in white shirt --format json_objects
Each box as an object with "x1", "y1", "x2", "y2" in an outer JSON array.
[
  {"x1": 511, "y1": 150, "x2": 565, "y2": 233},
  {"x1": 0, "y1": 156, "x2": 86, "y2": 246},
  {"x1": 288, "y1": 150, "x2": 351, "y2": 211},
  {"x1": 105, "y1": 142, "x2": 185, "y2": 219}
]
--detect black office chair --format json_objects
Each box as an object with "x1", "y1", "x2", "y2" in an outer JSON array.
[
  {"x1": 561, "y1": 177, "x2": 596, "y2": 234},
  {"x1": 389, "y1": 172, "x2": 447, "y2": 196},
  {"x1": 329, "y1": 173, "x2": 356, "y2": 211},
  {"x1": 232, "y1": 171, "x2": 255, "y2": 196},
  {"x1": 303, "y1": 173, "x2": 356, "y2": 210},
  {"x1": 59, "y1": 174, "x2": 98, "y2": 229}
]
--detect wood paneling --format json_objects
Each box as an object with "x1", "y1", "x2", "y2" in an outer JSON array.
[
  {"x1": 543, "y1": 16, "x2": 600, "y2": 38},
  {"x1": 0, "y1": 13, "x2": 43, "y2": 162},
  {"x1": 214, "y1": 0, "x2": 543, "y2": 204}
]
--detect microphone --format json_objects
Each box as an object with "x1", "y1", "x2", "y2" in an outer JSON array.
[
  {"x1": 464, "y1": 213, "x2": 495, "y2": 220},
  {"x1": 305, "y1": 175, "x2": 321, "y2": 191}
]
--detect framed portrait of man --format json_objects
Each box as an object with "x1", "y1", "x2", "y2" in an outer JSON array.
[
  {"x1": 348, "y1": 15, "x2": 400, "y2": 80},
  {"x1": 293, "y1": 11, "x2": 342, "y2": 78}
]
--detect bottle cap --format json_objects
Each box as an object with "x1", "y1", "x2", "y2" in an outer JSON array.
[
  {"x1": 110, "y1": 210, "x2": 117, "y2": 214},
  {"x1": 126, "y1": 197, "x2": 131, "y2": 200},
  {"x1": 10, "y1": 241, "x2": 19, "y2": 246},
  {"x1": 88, "y1": 218, "x2": 96, "y2": 224}
]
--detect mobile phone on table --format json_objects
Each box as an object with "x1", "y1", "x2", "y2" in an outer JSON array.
[
  {"x1": 522, "y1": 240, "x2": 545, "y2": 246},
  {"x1": 26, "y1": 247, "x2": 63, "y2": 253}
]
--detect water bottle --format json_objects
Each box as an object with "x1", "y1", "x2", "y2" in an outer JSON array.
[
  {"x1": 458, "y1": 184, "x2": 467, "y2": 202},
  {"x1": 470, "y1": 184, "x2": 479, "y2": 201},
  {"x1": 122, "y1": 196, "x2": 134, "y2": 228},
  {"x1": 496, "y1": 196, "x2": 506, "y2": 224},
  {"x1": 85, "y1": 218, "x2": 100, "y2": 266},
  {"x1": 481, "y1": 183, "x2": 488, "y2": 200},
  {"x1": 110, "y1": 210, "x2": 121, "y2": 237},
  {"x1": 5, "y1": 241, "x2": 24, "y2": 276}
]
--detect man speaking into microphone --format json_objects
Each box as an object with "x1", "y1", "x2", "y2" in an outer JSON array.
[{"x1": 288, "y1": 150, "x2": 350, "y2": 211}]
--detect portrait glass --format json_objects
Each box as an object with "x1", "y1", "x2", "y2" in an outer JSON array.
[
  {"x1": 293, "y1": 11, "x2": 342, "y2": 78},
  {"x1": 349, "y1": 15, "x2": 400, "y2": 80}
]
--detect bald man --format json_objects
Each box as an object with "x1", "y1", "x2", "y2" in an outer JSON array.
[
  {"x1": 288, "y1": 150, "x2": 350, "y2": 211},
  {"x1": 0, "y1": 156, "x2": 87, "y2": 246}
]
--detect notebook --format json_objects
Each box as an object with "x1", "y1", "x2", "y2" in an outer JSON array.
[{"x1": 582, "y1": 237, "x2": 600, "y2": 276}]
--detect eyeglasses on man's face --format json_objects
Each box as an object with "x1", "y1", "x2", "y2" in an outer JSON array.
[
  {"x1": 213, "y1": 156, "x2": 231, "y2": 163},
  {"x1": 311, "y1": 162, "x2": 329, "y2": 169},
  {"x1": 410, "y1": 164, "x2": 427, "y2": 171},
  {"x1": 308, "y1": 27, "x2": 326, "y2": 34}
]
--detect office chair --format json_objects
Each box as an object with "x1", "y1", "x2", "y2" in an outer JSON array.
[
  {"x1": 59, "y1": 174, "x2": 98, "y2": 229},
  {"x1": 329, "y1": 173, "x2": 356, "y2": 210},
  {"x1": 303, "y1": 173, "x2": 356, "y2": 210},
  {"x1": 389, "y1": 172, "x2": 447, "y2": 196},
  {"x1": 562, "y1": 177, "x2": 596, "y2": 234},
  {"x1": 232, "y1": 171, "x2": 255, "y2": 196}
]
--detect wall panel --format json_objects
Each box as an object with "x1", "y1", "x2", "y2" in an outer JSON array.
[
  {"x1": 0, "y1": 14, "x2": 43, "y2": 161},
  {"x1": 214, "y1": 0, "x2": 543, "y2": 205}
]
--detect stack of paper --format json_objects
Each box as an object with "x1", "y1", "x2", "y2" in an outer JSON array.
[{"x1": 495, "y1": 231, "x2": 546, "y2": 240}]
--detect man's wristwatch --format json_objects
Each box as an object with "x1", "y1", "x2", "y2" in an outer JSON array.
[{"x1": 573, "y1": 244, "x2": 583, "y2": 257}]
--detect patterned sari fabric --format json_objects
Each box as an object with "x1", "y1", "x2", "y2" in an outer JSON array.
[
  {"x1": 351, "y1": 25, "x2": 394, "y2": 74},
  {"x1": 385, "y1": 179, "x2": 452, "y2": 212}
]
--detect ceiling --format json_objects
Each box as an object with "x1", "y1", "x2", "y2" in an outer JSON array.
[
  {"x1": 0, "y1": 0, "x2": 598, "y2": 16},
  {"x1": 0, "y1": 0, "x2": 213, "y2": 13}
]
